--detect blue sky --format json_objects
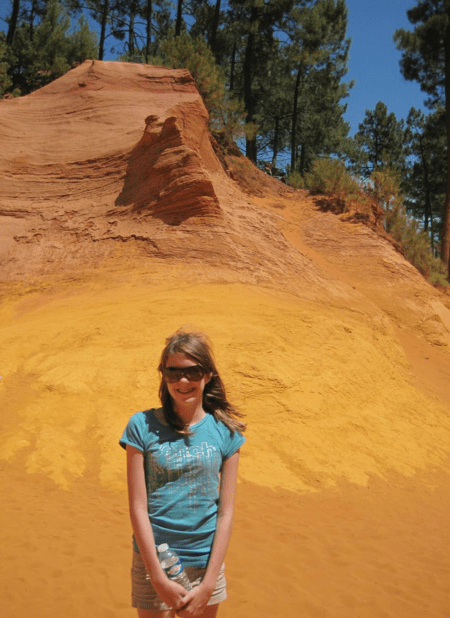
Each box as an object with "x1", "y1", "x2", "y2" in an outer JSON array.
[
  {"x1": 0, "y1": 0, "x2": 425, "y2": 135},
  {"x1": 344, "y1": 0, "x2": 426, "y2": 135}
]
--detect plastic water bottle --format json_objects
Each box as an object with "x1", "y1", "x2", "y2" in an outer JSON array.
[{"x1": 157, "y1": 543, "x2": 192, "y2": 590}]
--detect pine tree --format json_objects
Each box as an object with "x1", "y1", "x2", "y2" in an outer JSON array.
[
  {"x1": 188, "y1": 0, "x2": 229, "y2": 62},
  {"x1": 5, "y1": 0, "x2": 50, "y2": 45},
  {"x1": 7, "y1": 0, "x2": 97, "y2": 94},
  {"x1": 66, "y1": 0, "x2": 123, "y2": 60},
  {"x1": 351, "y1": 101, "x2": 406, "y2": 177},
  {"x1": 6, "y1": 0, "x2": 21, "y2": 44},
  {"x1": 0, "y1": 35, "x2": 13, "y2": 95},
  {"x1": 404, "y1": 107, "x2": 446, "y2": 250},
  {"x1": 286, "y1": 0, "x2": 352, "y2": 172},
  {"x1": 222, "y1": 0, "x2": 296, "y2": 162},
  {"x1": 109, "y1": 0, "x2": 173, "y2": 61},
  {"x1": 140, "y1": 0, "x2": 172, "y2": 60},
  {"x1": 256, "y1": 44, "x2": 292, "y2": 168},
  {"x1": 214, "y1": 0, "x2": 352, "y2": 168},
  {"x1": 394, "y1": 0, "x2": 450, "y2": 274}
]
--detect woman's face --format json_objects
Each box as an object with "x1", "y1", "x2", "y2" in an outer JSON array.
[{"x1": 164, "y1": 352, "x2": 211, "y2": 410}]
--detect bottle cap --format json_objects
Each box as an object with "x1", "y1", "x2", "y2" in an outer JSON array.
[{"x1": 157, "y1": 543, "x2": 169, "y2": 553}]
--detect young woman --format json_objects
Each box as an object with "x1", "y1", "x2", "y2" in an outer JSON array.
[{"x1": 120, "y1": 329, "x2": 246, "y2": 618}]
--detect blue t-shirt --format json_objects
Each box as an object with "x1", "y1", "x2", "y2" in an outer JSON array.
[{"x1": 119, "y1": 409, "x2": 245, "y2": 567}]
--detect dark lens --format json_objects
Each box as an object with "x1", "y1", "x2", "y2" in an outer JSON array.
[
  {"x1": 163, "y1": 367, "x2": 183, "y2": 382},
  {"x1": 184, "y1": 365, "x2": 205, "y2": 381},
  {"x1": 162, "y1": 365, "x2": 205, "y2": 382}
]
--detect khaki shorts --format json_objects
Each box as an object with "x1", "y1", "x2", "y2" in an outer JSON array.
[{"x1": 131, "y1": 550, "x2": 227, "y2": 610}]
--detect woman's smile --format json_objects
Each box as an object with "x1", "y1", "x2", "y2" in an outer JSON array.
[{"x1": 176, "y1": 386, "x2": 196, "y2": 394}]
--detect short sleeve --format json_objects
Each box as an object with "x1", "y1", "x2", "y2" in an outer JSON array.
[
  {"x1": 119, "y1": 412, "x2": 145, "y2": 452},
  {"x1": 223, "y1": 428, "x2": 245, "y2": 460}
]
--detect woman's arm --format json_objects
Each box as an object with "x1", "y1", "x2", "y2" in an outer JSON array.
[
  {"x1": 178, "y1": 449, "x2": 241, "y2": 617},
  {"x1": 126, "y1": 445, "x2": 188, "y2": 610}
]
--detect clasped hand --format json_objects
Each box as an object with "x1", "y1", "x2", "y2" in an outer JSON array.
[
  {"x1": 153, "y1": 578, "x2": 188, "y2": 613},
  {"x1": 154, "y1": 575, "x2": 213, "y2": 617},
  {"x1": 176, "y1": 582, "x2": 213, "y2": 617}
]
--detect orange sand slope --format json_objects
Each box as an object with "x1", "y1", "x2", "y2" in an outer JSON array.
[{"x1": 1, "y1": 61, "x2": 450, "y2": 618}]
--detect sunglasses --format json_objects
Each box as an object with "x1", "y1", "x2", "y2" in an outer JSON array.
[{"x1": 162, "y1": 365, "x2": 206, "y2": 383}]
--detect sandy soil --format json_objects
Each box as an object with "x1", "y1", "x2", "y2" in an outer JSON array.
[
  {"x1": 1, "y1": 447, "x2": 449, "y2": 618},
  {"x1": 1, "y1": 61, "x2": 450, "y2": 618},
  {"x1": 1, "y1": 270, "x2": 449, "y2": 618}
]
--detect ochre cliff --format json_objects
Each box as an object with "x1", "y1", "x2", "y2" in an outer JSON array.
[{"x1": 1, "y1": 60, "x2": 450, "y2": 618}]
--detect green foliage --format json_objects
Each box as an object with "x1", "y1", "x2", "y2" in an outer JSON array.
[
  {"x1": 403, "y1": 106, "x2": 446, "y2": 248},
  {"x1": 287, "y1": 170, "x2": 305, "y2": 189},
  {"x1": 394, "y1": 0, "x2": 450, "y2": 274},
  {"x1": 351, "y1": 101, "x2": 406, "y2": 177},
  {"x1": 154, "y1": 32, "x2": 245, "y2": 139},
  {"x1": 0, "y1": 35, "x2": 12, "y2": 96},
  {"x1": 5, "y1": 0, "x2": 97, "y2": 95},
  {"x1": 370, "y1": 167, "x2": 402, "y2": 222},
  {"x1": 429, "y1": 270, "x2": 450, "y2": 287},
  {"x1": 386, "y1": 200, "x2": 447, "y2": 284},
  {"x1": 189, "y1": 0, "x2": 353, "y2": 163},
  {"x1": 369, "y1": 167, "x2": 447, "y2": 284},
  {"x1": 394, "y1": 1, "x2": 449, "y2": 108},
  {"x1": 69, "y1": 15, "x2": 98, "y2": 62},
  {"x1": 241, "y1": 0, "x2": 353, "y2": 169},
  {"x1": 304, "y1": 158, "x2": 362, "y2": 203},
  {"x1": 156, "y1": 32, "x2": 224, "y2": 113},
  {"x1": 285, "y1": 0, "x2": 353, "y2": 173}
]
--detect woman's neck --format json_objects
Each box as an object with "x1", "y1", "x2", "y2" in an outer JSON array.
[{"x1": 175, "y1": 402, "x2": 206, "y2": 427}]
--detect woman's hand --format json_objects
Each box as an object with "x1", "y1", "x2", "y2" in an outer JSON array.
[
  {"x1": 152, "y1": 577, "x2": 189, "y2": 612},
  {"x1": 176, "y1": 582, "x2": 214, "y2": 617}
]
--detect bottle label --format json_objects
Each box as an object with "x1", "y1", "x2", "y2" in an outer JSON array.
[{"x1": 167, "y1": 562, "x2": 183, "y2": 577}]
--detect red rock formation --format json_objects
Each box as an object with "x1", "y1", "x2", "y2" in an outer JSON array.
[
  {"x1": 0, "y1": 60, "x2": 338, "y2": 303},
  {"x1": 1, "y1": 60, "x2": 221, "y2": 225}
]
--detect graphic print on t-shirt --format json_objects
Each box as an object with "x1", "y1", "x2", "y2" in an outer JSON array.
[{"x1": 145, "y1": 439, "x2": 222, "y2": 510}]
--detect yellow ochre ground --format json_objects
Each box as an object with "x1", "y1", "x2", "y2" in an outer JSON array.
[{"x1": 1, "y1": 257, "x2": 450, "y2": 618}]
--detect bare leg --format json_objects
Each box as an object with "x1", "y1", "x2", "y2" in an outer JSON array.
[
  {"x1": 176, "y1": 605, "x2": 219, "y2": 618},
  {"x1": 138, "y1": 609, "x2": 175, "y2": 618},
  {"x1": 197, "y1": 605, "x2": 219, "y2": 618}
]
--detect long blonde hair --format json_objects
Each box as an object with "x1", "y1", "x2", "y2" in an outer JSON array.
[{"x1": 158, "y1": 328, "x2": 246, "y2": 434}]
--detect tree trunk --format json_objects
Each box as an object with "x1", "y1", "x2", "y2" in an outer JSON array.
[
  {"x1": 29, "y1": 0, "x2": 36, "y2": 41},
  {"x1": 175, "y1": 0, "x2": 182, "y2": 36},
  {"x1": 299, "y1": 142, "x2": 306, "y2": 175},
  {"x1": 98, "y1": 0, "x2": 109, "y2": 61},
  {"x1": 6, "y1": 0, "x2": 20, "y2": 45},
  {"x1": 209, "y1": 0, "x2": 221, "y2": 55},
  {"x1": 374, "y1": 134, "x2": 381, "y2": 169},
  {"x1": 244, "y1": 6, "x2": 258, "y2": 162},
  {"x1": 145, "y1": 0, "x2": 152, "y2": 63},
  {"x1": 418, "y1": 131, "x2": 432, "y2": 231},
  {"x1": 442, "y1": 126, "x2": 450, "y2": 274},
  {"x1": 424, "y1": 179, "x2": 432, "y2": 233},
  {"x1": 441, "y1": 17, "x2": 450, "y2": 276},
  {"x1": 290, "y1": 66, "x2": 302, "y2": 171},
  {"x1": 128, "y1": 0, "x2": 136, "y2": 56},
  {"x1": 272, "y1": 116, "x2": 279, "y2": 167},
  {"x1": 229, "y1": 39, "x2": 236, "y2": 91}
]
